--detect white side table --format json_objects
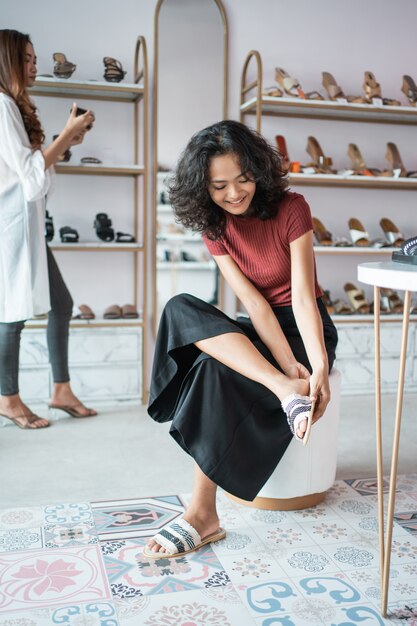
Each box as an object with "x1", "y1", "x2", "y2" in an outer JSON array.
[{"x1": 358, "y1": 261, "x2": 417, "y2": 617}]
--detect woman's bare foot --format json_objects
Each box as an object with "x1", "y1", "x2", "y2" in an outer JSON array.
[
  {"x1": 272, "y1": 377, "x2": 311, "y2": 439},
  {"x1": 49, "y1": 382, "x2": 97, "y2": 417},
  {"x1": 0, "y1": 394, "x2": 49, "y2": 428},
  {"x1": 146, "y1": 508, "x2": 220, "y2": 555}
]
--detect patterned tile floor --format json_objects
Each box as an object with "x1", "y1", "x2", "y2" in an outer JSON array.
[{"x1": 0, "y1": 476, "x2": 417, "y2": 625}]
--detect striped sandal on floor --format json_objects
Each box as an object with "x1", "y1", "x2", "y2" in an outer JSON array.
[
  {"x1": 142, "y1": 517, "x2": 226, "y2": 559},
  {"x1": 281, "y1": 394, "x2": 315, "y2": 446}
]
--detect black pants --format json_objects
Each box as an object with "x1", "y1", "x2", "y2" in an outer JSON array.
[
  {"x1": 0, "y1": 246, "x2": 73, "y2": 395},
  {"x1": 148, "y1": 293, "x2": 338, "y2": 501}
]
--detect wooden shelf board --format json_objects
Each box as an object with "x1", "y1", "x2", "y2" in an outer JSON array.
[
  {"x1": 241, "y1": 96, "x2": 417, "y2": 124},
  {"x1": 56, "y1": 164, "x2": 144, "y2": 176},
  {"x1": 289, "y1": 173, "x2": 417, "y2": 190},
  {"x1": 314, "y1": 246, "x2": 396, "y2": 256},
  {"x1": 51, "y1": 243, "x2": 144, "y2": 251},
  {"x1": 30, "y1": 77, "x2": 144, "y2": 102}
]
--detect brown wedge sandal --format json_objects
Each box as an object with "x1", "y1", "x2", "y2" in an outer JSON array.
[
  {"x1": 322, "y1": 72, "x2": 366, "y2": 103},
  {"x1": 363, "y1": 71, "x2": 401, "y2": 106},
  {"x1": 348, "y1": 218, "x2": 371, "y2": 247},
  {"x1": 344, "y1": 282, "x2": 371, "y2": 314},
  {"x1": 305, "y1": 137, "x2": 335, "y2": 173},
  {"x1": 382, "y1": 142, "x2": 417, "y2": 178},
  {"x1": 53, "y1": 53, "x2": 76, "y2": 79},
  {"x1": 333, "y1": 299, "x2": 354, "y2": 315},
  {"x1": 275, "y1": 135, "x2": 290, "y2": 173},
  {"x1": 312, "y1": 217, "x2": 333, "y2": 246},
  {"x1": 380, "y1": 218, "x2": 405, "y2": 247},
  {"x1": 402, "y1": 75, "x2": 417, "y2": 106},
  {"x1": 347, "y1": 143, "x2": 381, "y2": 176}
]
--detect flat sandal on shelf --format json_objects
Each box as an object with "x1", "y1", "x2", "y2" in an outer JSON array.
[{"x1": 344, "y1": 282, "x2": 371, "y2": 314}]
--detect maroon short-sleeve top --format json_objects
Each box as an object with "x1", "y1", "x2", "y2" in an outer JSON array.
[{"x1": 202, "y1": 191, "x2": 322, "y2": 307}]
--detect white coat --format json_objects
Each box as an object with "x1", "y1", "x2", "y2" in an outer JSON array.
[{"x1": 0, "y1": 93, "x2": 52, "y2": 323}]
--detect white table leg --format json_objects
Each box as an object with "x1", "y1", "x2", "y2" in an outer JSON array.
[{"x1": 381, "y1": 289, "x2": 411, "y2": 616}]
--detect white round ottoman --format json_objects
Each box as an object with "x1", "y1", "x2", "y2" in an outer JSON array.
[{"x1": 228, "y1": 367, "x2": 341, "y2": 511}]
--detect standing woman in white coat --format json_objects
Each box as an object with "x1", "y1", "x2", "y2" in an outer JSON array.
[{"x1": 0, "y1": 29, "x2": 96, "y2": 428}]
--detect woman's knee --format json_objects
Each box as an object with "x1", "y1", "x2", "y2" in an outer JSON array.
[{"x1": 163, "y1": 293, "x2": 199, "y2": 317}]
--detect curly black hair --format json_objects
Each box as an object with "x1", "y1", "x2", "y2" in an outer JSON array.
[{"x1": 168, "y1": 120, "x2": 288, "y2": 240}]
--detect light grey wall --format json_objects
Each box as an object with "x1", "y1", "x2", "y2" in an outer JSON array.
[{"x1": 3, "y1": 0, "x2": 417, "y2": 320}]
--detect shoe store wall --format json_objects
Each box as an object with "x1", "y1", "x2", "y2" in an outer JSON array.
[{"x1": 3, "y1": 0, "x2": 417, "y2": 315}]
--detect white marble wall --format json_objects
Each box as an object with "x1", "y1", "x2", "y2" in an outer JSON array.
[
  {"x1": 335, "y1": 321, "x2": 417, "y2": 395},
  {"x1": 19, "y1": 325, "x2": 142, "y2": 403}
]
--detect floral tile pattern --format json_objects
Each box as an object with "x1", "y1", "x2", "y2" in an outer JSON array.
[{"x1": 0, "y1": 477, "x2": 416, "y2": 624}]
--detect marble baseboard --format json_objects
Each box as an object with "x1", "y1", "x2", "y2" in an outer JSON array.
[
  {"x1": 335, "y1": 322, "x2": 417, "y2": 395},
  {"x1": 18, "y1": 327, "x2": 143, "y2": 403}
]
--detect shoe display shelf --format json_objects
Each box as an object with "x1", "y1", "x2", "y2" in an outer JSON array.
[
  {"x1": 239, "y1": 50, "x2": 417, "y2": 394},
  {"x1": 155, "y1": 171, "x2": 219, "y2": 317},
  {"x1": 28, "y1": 36, "x2": 149, "y2": 403},
  {"x1": 240, "y1": 50, "x2": 417, "y2": 191}
]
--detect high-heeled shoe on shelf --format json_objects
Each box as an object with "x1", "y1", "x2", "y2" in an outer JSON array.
[
  {"x1": 275, "y1": 67, "x2": 305, "y2": 97},
  {"x1": 305, "y1": 136, "x2": 335, "y2": 173},
  {"x1": 275, "y1": 135, "x2": 290, "y2": 173},
  {"x1": 53, "y1": 53, "x2": 76, "y2": 79},
  {"x1": 347, "y1": 143, "x2": 380, "y2": 176},
  {"x1": 322, "y1": 72, "x2": 366, "y2": 103},
  {"x1": 103, "y1": 57, "x2": 126, "y2": 83},
  {"x1": 380, "y1": 218, "x2": 405, "y2": 247},
  {"x1": 401, "y1": 75, "x2": 417, "y2": 106},
  {"x1": 362, "y1": 71, "x2": 401, "y2": 106},
  {"x1": 275, "y1": 67, "x2": 324, "y2": 100},
  {"x1": 383, "y1": 142, "x2": 417, "y2": 178}
]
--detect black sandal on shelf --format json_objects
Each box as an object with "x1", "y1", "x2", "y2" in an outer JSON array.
[
  {"x1": 116, "y1": 232, "x2": 136, "y2": 243},
  {"x1": 53, "y1": 53, "x2": 76, "y2": 79},
  {"x1": 59, "y1": 226, "x2": 79, "y2": 243},
  {"x1": 80, "y1": 157, "x2": 102, "y2": 165},
  {"x1": 45, "y1": 210, "x2": 54, "y2": 242},
  {"x1": 94, "y1": 213, "x2": 114, "y2": 242},
  {"x1": 103, "y1": 57, "x2": 126, "y2": 83}
]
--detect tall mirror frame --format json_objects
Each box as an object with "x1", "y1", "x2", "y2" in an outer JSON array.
[{"x1": 152, "y1": 0, "x2": 229, "y2": 334}]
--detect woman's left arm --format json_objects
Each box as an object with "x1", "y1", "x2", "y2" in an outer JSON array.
[{"x1": 290, "y1": 230, "x2": 330, "y2": 420}]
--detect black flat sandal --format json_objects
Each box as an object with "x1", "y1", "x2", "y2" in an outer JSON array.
[
  {"x1": 94, "y1": 213, "x2": 114, "y2": 242},
  {"x1": 115, "y1": 231, "x2": 136, "y2": 243},
  {"x1": 59, "y1": 226, "x2": 79, "y2": 243}
]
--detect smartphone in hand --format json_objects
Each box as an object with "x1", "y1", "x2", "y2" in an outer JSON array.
[{"x1": 71, "y1": 106, "x2": 94, "y2": 130}]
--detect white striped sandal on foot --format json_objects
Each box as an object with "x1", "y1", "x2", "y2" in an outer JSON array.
[
  {"x1": 281, "y1": 394, "x2": 315, "y2": 447},
  {"x1": 142, "y1": 517, "x2": 226, "y2": 559}
]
